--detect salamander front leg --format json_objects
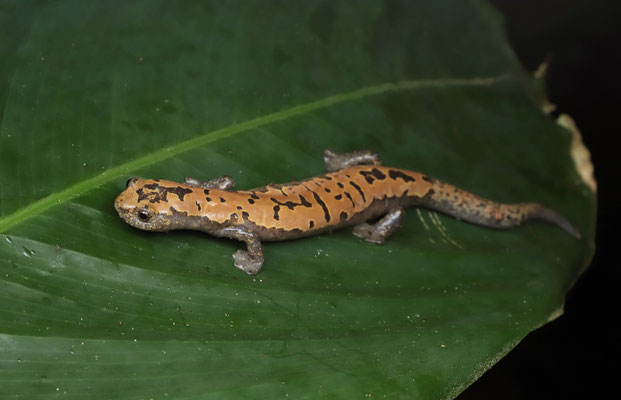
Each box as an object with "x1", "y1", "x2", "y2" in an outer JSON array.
[
  {"x1": 353, "y1": 208, "x2": 404, "y2": 244},
  {"x1": 214, "y1": 227, "x2": 264, "y2": 275},
  {"x1": 323, "y1": 149, "x2": 381, "y2": 172},
  {"x1": 184, "y1": 175, "x2": 235, "y2": 190}
]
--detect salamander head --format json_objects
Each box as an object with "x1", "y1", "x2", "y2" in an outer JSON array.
[{"x1": 114, "y1": 177, "x2": 189, "y2": 232}]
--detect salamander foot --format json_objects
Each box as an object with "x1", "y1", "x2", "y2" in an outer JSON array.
[
  {"x1": 353, "y1": 209, "x2": 404, "y2": 244},
  {"x1": 232, "y1": 249, "x2": 264, "y2": 275},
  {"x1": 184, "y1": 175, "x2": 235, "y2": 190},
  {"x1": 323, "y1": 149, "x2": 381, "y2": 172}
]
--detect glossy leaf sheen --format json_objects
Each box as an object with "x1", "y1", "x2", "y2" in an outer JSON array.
[{"x1": 0, "y1": 1, "x2": 595, "y2": 399}]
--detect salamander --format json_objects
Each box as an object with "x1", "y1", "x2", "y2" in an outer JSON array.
[{"x1": 114, "y1": 149, "x2": 581, "y2": 275}]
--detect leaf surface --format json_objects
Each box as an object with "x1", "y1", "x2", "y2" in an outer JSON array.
[{"x1": 0, "y1": 1, "x2": 595, "y2": 398}]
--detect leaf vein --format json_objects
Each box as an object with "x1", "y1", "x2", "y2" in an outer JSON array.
[{"x1": 0, "y1": 74, "x2": 509, "y2": 232}]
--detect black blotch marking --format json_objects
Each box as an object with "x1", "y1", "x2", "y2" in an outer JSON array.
[
  {"x1": 340, "y1": 211, "x2": 348, "y2": 222},
  {"x1": 309, "y1": 220, "x2": 315, "y2": 229},
  {"x1": 220, "y1": 197, "x2": 226, "y2": 202},
  {"x1": 388, "y1": 169, "x2": 416, "y2": 182},
  {"x1": 359, "y1": 168, "x2": 387, "y2": 184},
  {"x1": 423, "y1": 188, "x2": 436, "y2": 198},
  {"x1": 195, "y1": 201, "x2": 201, "y2": 211},
  {"x1": 242, "y1": 211, "x2": 250, "y2": 219},
  {"x1": 136, "y1": 188, "x2": 147, "y2": 202},
  {"x1": 334, "y1": 194, "x2": 342, "y2": 200},
  {"x1": 349, "y1": 181, "x2": 366, "y2": 202},
  {"x1": 269, "y1": 195, "x2": 313, "y2": 210},
  {"x1": 203, "y1": 189, "x2": 210, "y2": 195},
  {"x1": 248, "y1": 198, "x2": 255, "y2": 204},
  {"x1": 337, "y1": 182, "x2": 344, "y2": 188},
  {"x1": 206, "y1": 196, "x2": 212, "y2": 202},
  {"x1": 324, "y1": 188, "x2": 331, "y2": 193},
  {"x1": 250, "y1": 193, "x2": 260, "y2": 200},
  {"x1": 422, "y1": 175, "x2": 433, "y2": 183},
  {"x1": 143, "y1": 183, "x2": 161, "y2": 190},
  {"x1": 311, "y1": 191, "x2": 330, "y2": 222},
  {"x1": 164, "y1": 185, "x2": 192, "y2": 200},
  {"x1": 137, "y1": 183, "x2": 192, "y2": 203},
  {"x1": 273, "y1": 205, "x2": 281, "y2": 221},
  {"x1": 237, "y1": 206, "x2": 243, "y2": 210},
  {"x1": 299, "y1": 195, "x2": 312, "y2": 207},
  {"x1": 344, "y1": 191, "x2": 355, "y2": 207}
]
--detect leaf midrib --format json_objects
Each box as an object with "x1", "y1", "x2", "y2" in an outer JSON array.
[{"x1": 0, "y1": 75, "x2": 509, "y2": 233}]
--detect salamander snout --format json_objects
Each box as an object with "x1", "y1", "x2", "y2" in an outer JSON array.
[{"x1": 114, "y1": 182, "x2": 172, "y2": 232}]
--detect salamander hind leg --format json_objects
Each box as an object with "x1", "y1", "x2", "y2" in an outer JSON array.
[
  {"x1": 323, "y1": 149, "x2": 381, "y2": 172},
  {"x1": 184, "y1": 175, "x2": 235, "y2": 190},
  {"x1": 214, "y1": 227, "x2": 264, "y2": 275},
  {"x1": 353, "y1": 208, "x2": 404, "y2": 244}
]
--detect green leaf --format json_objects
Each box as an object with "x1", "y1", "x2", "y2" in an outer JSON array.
[{"x1": 0, "y1": 1, "x2": 595, "y2": 399}]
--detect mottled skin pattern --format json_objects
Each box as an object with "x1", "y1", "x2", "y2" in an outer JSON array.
[{"x1": 115, "y1": 149, "x2": 581, "y2": 275}]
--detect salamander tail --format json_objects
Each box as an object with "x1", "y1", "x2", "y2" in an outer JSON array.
[
  {"x1": 418, "y1": 179, "x2": 581, "y2": 239},
  {"x1": 523, "y1": 203, "x2": 581, "y2": 239}
]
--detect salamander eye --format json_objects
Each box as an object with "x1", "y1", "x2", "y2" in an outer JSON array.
[{"x1": 137, "y1": 209, "x2": 152, "y2": 222}]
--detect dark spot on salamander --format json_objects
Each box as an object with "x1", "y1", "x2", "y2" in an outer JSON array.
[
  {"x1": 324, "y1": 187, "x2": 331, "y2": 193},
  {"x1": 311, "y1": 191, "x2": 330, "y2": 222},
  {"x1": 422, "y1": 175, "x2": 433, "y2": 183},
  {"x1": 334, "y1": 194, "x2": 342, "y2": 200},
  {"x1": 167, "y1": 185, "x2": 192, "y2": 200},
  {"x1": 220, "y1": 197, "x2": 226, "y2": 202},
  {"x1": 203, "y1": 189, "x2": 210, "y2": 195},
  {"x1": 388, "y1": 170, "x2": 416, "y2": 183},
  {"x1": 248, "y1": 198, "x2": 255, "y2": 204},
  {"x1": 348, "y1": 181, "x2": 366, "y2": 202},
  {"x1": 340, "y1": 211, "x2": 348, "y2": 222},
  {"x1": 299, "y1": 195, "x2": 312, "y2": 207},
  {"x1": 206, "y1": 196, "x2": 212, "y2": 202},
  {"x1": 270, "y1": 195, "x2": 312, "y2": 210},
  {"x1": 250, "y1": 193, "x2": 260, "y2": 200},
  {"x1": 195, "y1": 201, "x2": 201, "y2": 211},
  {"x1": 136, "y1": 188, "x2": 147, "y2": 202},
  {"x1": 337, "y1": 182, "x2": 344, "y2": 188},
  {"x1": 137, "y1": 183, "x2": 192, "y2": 203},
  {"x1": 237, "y1": 206, "x2": 243, "y2": 210},
  {"x1": 273, "y1": 205, "x2": 281, "y2": 220},
  {"x1": 344, "y1": 191, "x2": 355, "y2": 207},
  {"x1": 242, "y1": 211, "x2": 249, "y2": 219},
  {"x1": 309, "y1": 220, "x2": 315, "y2": 229},
  {"x1": 359, "y1": 168, "x2": 387, "y2": 184}
]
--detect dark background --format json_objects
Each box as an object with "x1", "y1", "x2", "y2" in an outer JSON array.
[{"x1": 459, "y1": 0, "x2": 620, "y2": 398}]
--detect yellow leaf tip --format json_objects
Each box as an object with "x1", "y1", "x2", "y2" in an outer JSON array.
[{"x1": 557, "y1": 114, "x2": 597, "y2": 192}]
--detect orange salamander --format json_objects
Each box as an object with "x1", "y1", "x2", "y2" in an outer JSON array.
[{"x1": 114, "y1": 149, "x2": 580, "y2": 275}]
